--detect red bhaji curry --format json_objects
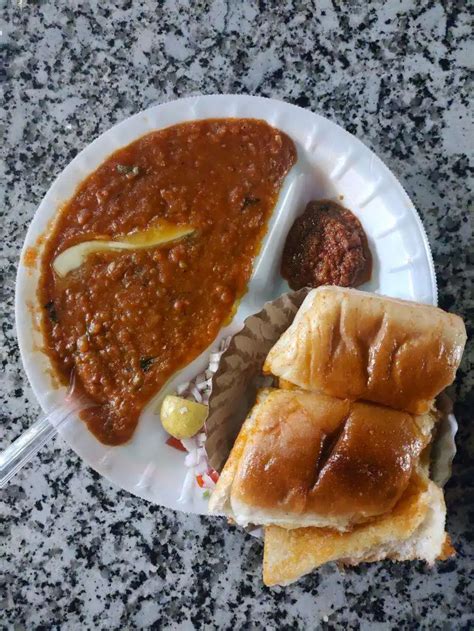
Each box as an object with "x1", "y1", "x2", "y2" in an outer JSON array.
[{"x1": 39, "y1": 119, "x2": 296, "y2": 445}]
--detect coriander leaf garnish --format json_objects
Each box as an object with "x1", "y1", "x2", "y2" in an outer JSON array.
[
  {"x1": 241, "y1": 196, "x2": 260, "y2": 210},
  {"x1": 44, "y1": 301, "x2": 58, "y2": 323},
  {"x1": 116, "y1": 164, "x2": 140, "y2": 178},
  {"x1": 139, "y1": 356, "x2": 155, "y2": 372}
]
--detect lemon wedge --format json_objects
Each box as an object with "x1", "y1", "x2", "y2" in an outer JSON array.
[
  {"x1": 160, "y1": 395, "x2": 208, "y2": 439},
  {"x1": 53, "y1": 222, "x2": 194, "y2": 277}
]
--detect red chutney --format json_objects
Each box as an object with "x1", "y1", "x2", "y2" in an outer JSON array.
[{"x1": 39, "y1": 119, "x2": 296, "y2": 445}]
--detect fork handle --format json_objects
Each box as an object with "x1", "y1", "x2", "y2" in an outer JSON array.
[{"x1": 0, "y1": 405, "x2": 78, "y2": 489}]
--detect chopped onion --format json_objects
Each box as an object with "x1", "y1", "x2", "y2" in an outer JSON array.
[
  {"x1": 194, "y1": 460, "x2": 208, "y2": 476},
  {"x1": 197, "y1": 379, "x2": 211, "y2": 391},
  {"x1": 169, "y1": 337, "x2": 231, "y2": 501},
  {"x1": 191, "y1": 386, "x2": 202, "y2": 402},
  {"x1": 201, "y1": 472, "x2": 216, "y2": 489},
  {"x1": 180, "y1": 436, "x2": 198, "y2": 452},
  {"x1": 176, "y1": 382, "x2": 190, "y2": 395},
  {"x1": 184, "y1": 451, "x2": 199, "y2": 467}
]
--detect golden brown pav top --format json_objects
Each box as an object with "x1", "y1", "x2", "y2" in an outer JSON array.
[
  {"x1": 264, "y1": 287, "x2": 466, "y2": 415},
  {"x1": 230, "y1": 389, "x2": 433, "y2": 524}
]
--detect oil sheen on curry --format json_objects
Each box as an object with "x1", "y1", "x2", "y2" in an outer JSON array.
[{"x1": 39, "y1": 119, "x2": 296, "y2": 445}]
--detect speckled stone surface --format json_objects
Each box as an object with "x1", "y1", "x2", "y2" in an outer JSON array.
[{"x1": 1, "y1": 1, "x2": 473, "y2": 629}]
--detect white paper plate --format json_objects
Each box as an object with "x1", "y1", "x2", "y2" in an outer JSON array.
[{"x1": 15, "y1": 95, "x2": 437, "y2": 514}]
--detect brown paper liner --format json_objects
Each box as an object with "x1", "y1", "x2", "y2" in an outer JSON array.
[{"x1": 205, "y1": 288, "x2": 309, "y2": 472}]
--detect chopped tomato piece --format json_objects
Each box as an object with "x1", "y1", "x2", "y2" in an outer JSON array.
[
  {"x1": 196, "y1": 469, "x2": 219, "y2": 488},
  {"x1": 208, "y1": 468, "x2": 219, "y2": 483},
  {"x1": 166, "y1": 436, "x2": 187, "y2": 452}
]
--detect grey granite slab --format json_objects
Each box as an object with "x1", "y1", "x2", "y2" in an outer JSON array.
[{"x1": 1, "y1": 1, "x2": 473, "y2": 629}]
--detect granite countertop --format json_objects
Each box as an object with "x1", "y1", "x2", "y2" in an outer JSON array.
[{"x1": 1, "y1": 2, "x2": 473, "y2": 629}]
